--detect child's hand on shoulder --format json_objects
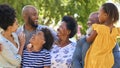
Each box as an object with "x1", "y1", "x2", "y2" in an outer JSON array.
[{"x1": 27, "y1": 43, "x2": 33, "y2": 52}]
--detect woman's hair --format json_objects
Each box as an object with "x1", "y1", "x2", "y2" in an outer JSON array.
[
  {"x1": 41, "y1": 28, "x2": 54, "y2": 50},
  {"x1": 102, "y1": 3, "x2": 119, "y2": 23},
  {"x1": 62, "y1": 16, "x2": 78, "y2": 38},
  {"x1": 0, "y1": 4, "x2": 16, "y2": 30}
]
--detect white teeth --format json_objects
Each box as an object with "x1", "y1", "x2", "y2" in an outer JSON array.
[{"x1": 35, "y1": 20, "x2": 38, "y2": 22}]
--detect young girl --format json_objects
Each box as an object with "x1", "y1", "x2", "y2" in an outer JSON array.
[
  {"x1": 22, "y1": 28, "x2": 54, "y2": 68},
  {"x1": 84, "y1": 3, "x2": 120, "y2": 68}
]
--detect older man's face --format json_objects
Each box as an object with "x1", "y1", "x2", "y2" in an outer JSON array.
[{"x1": 87, "y1": 14, "x2": 99, "y2": 27}]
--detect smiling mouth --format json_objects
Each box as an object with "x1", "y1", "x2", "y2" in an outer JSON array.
[{"x1": 34, "y1": 20, "x2": 38, "y2": 24}]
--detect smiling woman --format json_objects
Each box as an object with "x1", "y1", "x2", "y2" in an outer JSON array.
[
  {"x1": 0, "y1": 4, "x2": 25, "y2": 67},
  {"x1": 50, "y1": 16, "x2": 78, "y2": 68}
]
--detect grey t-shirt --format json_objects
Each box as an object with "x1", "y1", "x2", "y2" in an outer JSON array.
[{"x1": 16, "y1": 25, "x2": 57, "y2": 49}]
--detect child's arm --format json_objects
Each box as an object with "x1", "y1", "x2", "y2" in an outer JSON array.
[{"x1": 86, "y1": 30, "x2": 97, "y2": 43}]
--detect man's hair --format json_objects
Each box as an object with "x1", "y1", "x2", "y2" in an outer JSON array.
[
  {"x1": 0, "y1": 4, "x2": 16, "y2": 30},
  {"x1": 22, "y1": 5, "x2": 37, "y2": 15}
]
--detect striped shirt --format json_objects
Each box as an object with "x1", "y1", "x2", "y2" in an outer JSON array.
[{"x1": 22, "y1": 49, "x2": 51, "y2": 68}]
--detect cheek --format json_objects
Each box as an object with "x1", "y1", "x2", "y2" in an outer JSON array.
[{"x1": 98, "y1": 14, "x2": 102, "y2": 22}]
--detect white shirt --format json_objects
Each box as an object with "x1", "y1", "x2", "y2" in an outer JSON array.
[
  {"x1": 0, "y1": 32, "x2": 21, "y2": 68},
  {"x1": 50, "y1": 42, "x2": 76, "y2": 68}
]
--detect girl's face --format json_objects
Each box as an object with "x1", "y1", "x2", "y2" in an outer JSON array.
[
  {"x1": 29, "y1": 31, "x2": 45, "y2": 47},
  {"x1": 98, "y1": 7, "x2": 108, "y2": 24},
  {"x1": 57, "y1": 21, "x2": 70, "y2": 39}
]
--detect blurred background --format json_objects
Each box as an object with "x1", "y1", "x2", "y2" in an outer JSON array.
[{"x1": 0, "y1": 0, "x2": 120, "y2": 45}]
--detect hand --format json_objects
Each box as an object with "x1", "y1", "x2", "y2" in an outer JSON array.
[
  {"x1": 18, "y1": 32, "x2": 26, "y2": 46},
  {"x1": 27, "y1": 43, "x2": 33, "y2": 52}
]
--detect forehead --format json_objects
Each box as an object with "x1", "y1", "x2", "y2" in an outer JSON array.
[
  {"x1": 99, "y1": 7, "x2": 105, "y2": 13},
  {"x1": 28, "y1": 7, "x2": 38, "y2": 14},
  {"x1": 36, "y1": 31, "x2": 44, "y2": 35}
]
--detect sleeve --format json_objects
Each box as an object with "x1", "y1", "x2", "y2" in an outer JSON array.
[
  {"x1": 43, "y1": 50, "x2": 51, "y2": 66},
  {"x1": 117, "y1": 28, "x2": 120, "y2": 36},
  {"x1": 92, "y1": 24, "x2": 99, "y2": 33},
  {"x1": 0, "y1": 41, "x2": 21, "y2": 66}
]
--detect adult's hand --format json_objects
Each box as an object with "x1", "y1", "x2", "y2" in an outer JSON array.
[{"x1": 18, "y1": 32, "x2": 26, "y2": 47}]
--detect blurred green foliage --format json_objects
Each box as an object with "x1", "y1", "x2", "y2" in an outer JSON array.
[{"x1": 0, "y1": 0, "x2": 119, "y2": 35}]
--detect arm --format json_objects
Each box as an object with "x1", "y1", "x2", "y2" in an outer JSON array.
[
  {"x1": 18, "y1": 32, "x2": 25, "y2": 56},
  {"x1": 1, "y1": 43, "x2": 21, "y2": 66},
  {"x1": 86, "y1": 30, "x2": 97, "y2": 43}
]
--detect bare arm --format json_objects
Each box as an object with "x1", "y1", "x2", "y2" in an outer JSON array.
[
  {"x1": 18, "y1": 32, "x2": 25, "y2": 56},
  {"x1": 86, "y1": 30, "x2": 97, "y2": 43}
]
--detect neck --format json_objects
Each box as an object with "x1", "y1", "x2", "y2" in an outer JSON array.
[
  {"x1": 57, "y1": 38, "x2": 70, "y2": 47},
  {"x1": 32, "y1": 44, "x2": 43, "y2": 52},
  {"x1": 104, "y1": 22, "x2": 113, "y2": 27},
  {"x1": 24, "y1": 23, "x2": 36, "y2": 31},
  {"x1": 2, "y1": 30, "x2": 12, "y2": 37}
]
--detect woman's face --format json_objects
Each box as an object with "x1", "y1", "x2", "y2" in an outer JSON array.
[
  {"x1": 98, "y1": 7, "x2": 108, "y2": 24},
  {"x1": 57, "y1": 21, "x2": 70, "y2": 39},
  {"x1": 9, "y1": 18, "x2": 19, "y2": 32},
  {"x1": 29, "y1": 31, "x2": 45, "y2": 46}
]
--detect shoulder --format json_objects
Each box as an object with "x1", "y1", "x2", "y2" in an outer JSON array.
[
  {"x1": 12, "y1": 32, "x2": 18, "y2": 38},
  {"x1": 41, "y1": 49, "x2": 50, "y2": 57},
  {"x1": 116, "y1": 27, "x2": 120, "y2": 36},
  {"x1": 0, "y1": 33, "x2": 6, "y2": 43},
  {"x1": 16, "y1": 26, "x2": 24, "y2": 35},
  {"x1": 41, "y1": 49, "x2": 50, "y2": 54},
  {"x1": 92, "y1": 24, "x2": 101, "y2": 29},
  {"x1": 70, "y1": 41, "x2": 77, "y2": 47},
  {"x1": 41, "y1": 49, "x2": 50, "y2": 53},
  {"x1": 37, "y1": 25, "x2": 48, "y2": 30}
]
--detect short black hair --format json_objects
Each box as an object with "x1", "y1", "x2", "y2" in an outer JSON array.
[
  {"x1": 0, "y1": 4, "x2": 16, "y2": 30},
  {"x1": 102, "y1": 3, "x2": 119, "y2": 23},
  {"x1": 41, "y1": 28, "x2": 54, "y2": 50},
  {"x1": 62, "y1": 16, "x2": 78, "y2": 38}
]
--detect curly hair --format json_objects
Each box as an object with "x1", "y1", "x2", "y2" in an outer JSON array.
[
  {"x1": 62, "y1": 16, "x2": 78, "y2": 38},
  {"x1": 0, "y1": 4, "x2": 16, "y2": 30},
  {"x1": 41, "y1": 28, "x2": 54, "y2": 50}
]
